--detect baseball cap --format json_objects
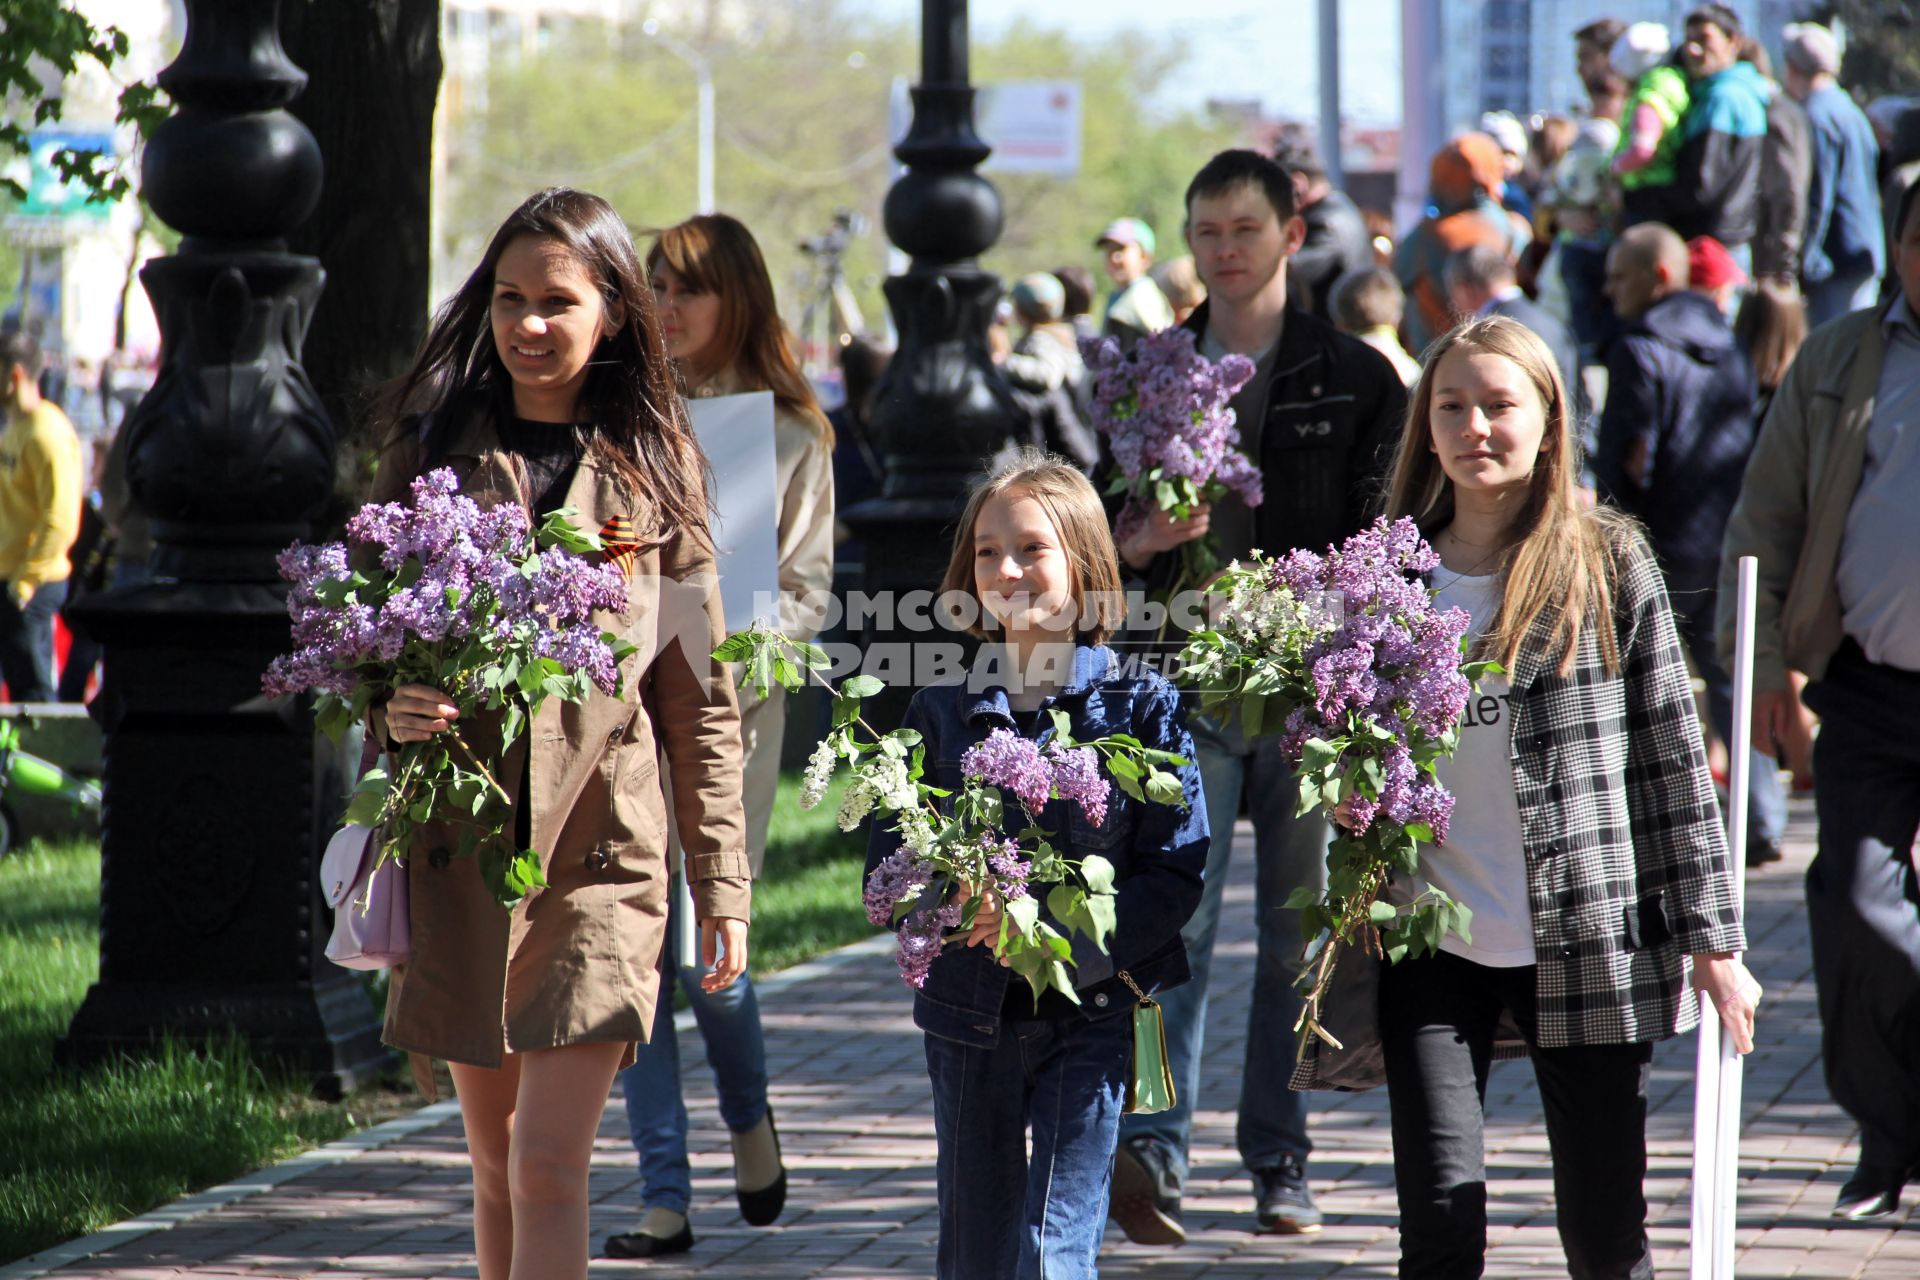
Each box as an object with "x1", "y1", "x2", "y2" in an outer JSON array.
[
  {"x1": 1095, "y1": 217, "x2": 1156, "y2": 257},
  {"x1": 1010, "y1": 273, "x2": 1066, "y2": 322}
]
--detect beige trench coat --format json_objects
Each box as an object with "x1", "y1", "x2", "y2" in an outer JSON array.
[{"x1": 375, "y1": 416, "x2": 751, "y2": 1086}]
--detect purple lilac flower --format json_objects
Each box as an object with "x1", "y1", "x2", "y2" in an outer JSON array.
[
  {"x1": 895, "y1": 901, "x2": 964, "y2": 987},
  {"x1": 263, "y1": 467, "x2": 627, "y2": 704},
  {"x1": 1078, "y1": 327, "x2": 1263, "y2": 527},
  {"x1": 962, "y1": 729, "x2": 1054, "y2": 814},
  {"x1": 982, "y1": 835, "x2": 1032, "y2": 902},
  {"x1": 1045, "y1": 742, "x2": 1109, "y2": 826},
  {"x1": 865, "y1": 847, "x2": 931, "y2": 927}
]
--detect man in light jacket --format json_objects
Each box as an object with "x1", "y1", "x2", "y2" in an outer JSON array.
[
  {"x1": 1782, "y1": 22, "x2": 1885, "y2": 325},
  {"x1": 1717, "y1": 177, "x2": 1920, "y2": 1222}
]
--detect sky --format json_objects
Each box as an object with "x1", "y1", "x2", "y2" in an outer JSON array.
[{"x1": 856, "y1": 0, "x2": 1405, "y2": 125}]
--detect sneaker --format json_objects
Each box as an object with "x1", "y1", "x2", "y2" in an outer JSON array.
[
  {"x1": 1110, "y1": 1135, "x2": 1186, "y2": 1245},
  {"x1": 1746, "y1": 839, "x2": 1785, "y2": 868},
  {"x1": 1252, "y1": 1152, "x2": 1323, "y2": 1234}
]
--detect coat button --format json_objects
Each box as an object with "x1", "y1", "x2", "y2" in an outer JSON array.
[
  {"x1": 586, "y1": 848, "x2": 611, "y2": 873},
  {"x1": 428, "y1": 847, "x2": 451, "y2": 869},
  {"x1": 1559, "y1": 944, "x2": 1577, "y2": 959},
  {"x1": 1094, "y1": 992, "x2": 1109, "y2": 1008},
  {"x1": 608, "y1": 724, "x2": 623, "y2": 744}
]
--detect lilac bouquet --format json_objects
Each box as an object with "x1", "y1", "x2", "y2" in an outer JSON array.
[
  {"x1": 264, "y1": 468, "x2": 634, "y2": 909},
  {"x1": 1080, "y1": 327, "x2": 1262, "y2": 587},
  {"x1": 1176, "y1": 517, "x2": 1497, "y2": 1052},
  {"x1": 716, "y1": 625, "x2": 1190, "y2": 1003}
]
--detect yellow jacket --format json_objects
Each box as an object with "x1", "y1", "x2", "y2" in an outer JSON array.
[{"x1": 0, "y1": 400, "x2": 83, "y2": 600}]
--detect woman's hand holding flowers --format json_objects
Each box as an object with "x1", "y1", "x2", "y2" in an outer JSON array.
[{"x1": 382, "y1": 683, "x2": 460, "y2": 744}]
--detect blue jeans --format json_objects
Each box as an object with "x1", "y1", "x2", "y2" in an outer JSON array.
[
  {"x1": 617, "y1": 891, "x2": 768, "y2": 1215},
  {"x1": 924, "y1": 1012, "x2": 1131, "y2": 1280},
  {"x1": 0, "y1": 579, "x2": 66, "y2": 703},
  {"x1": 1117, "y1": 715, "x2": 1329, "y2": 1183},
  {"x1": 1667, "y1": 574, "x2": 1787, "y2": 852},
  {"x1": 1805, "y1": 271, "x2": 1881, "y2": 328}
]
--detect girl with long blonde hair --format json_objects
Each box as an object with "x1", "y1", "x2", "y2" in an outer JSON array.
[{"x1": 1363, "y1": 315, "x2": 1760, "y2": 1278}]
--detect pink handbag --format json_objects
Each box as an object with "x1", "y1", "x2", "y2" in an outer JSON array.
[{"x1": 321, "y1": 824, "x2": 410, "y2": 970}]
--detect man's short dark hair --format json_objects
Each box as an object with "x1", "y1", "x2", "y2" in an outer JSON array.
[
  {"x1": 1443, "y1": 244, "x2": 1517, "y2": 294},
  {"x1": 1329, "y1": 267, "x2": 1405, "y2": 333},
  {"x1": 1575, "y1": 18, "x2": 1625, "y2": 53},
  {"x1": 0, "y1": 331, "x2": 43, "y2": 379},
  {"x1": 1185, "y1": 149, "x2": 1297, "y2": 226},
  {"x1": 1052, "y1": 265, "x2": 1095, "y2": 318},
  {"x1": 1274, "y1": 145, "x2": 1326, "y2": 185},
  {"x1": 1686, "y1": 4, "x2": 1741, "y2": 37}
]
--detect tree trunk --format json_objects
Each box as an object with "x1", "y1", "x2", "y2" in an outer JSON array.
[{"x1": 281, "y1": 0, "x2": 442, "y2": 461}]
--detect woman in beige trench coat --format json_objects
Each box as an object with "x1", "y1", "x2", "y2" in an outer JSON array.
[{"x1": 375, "y1": 188, "x2": 752, "y2": 1280}]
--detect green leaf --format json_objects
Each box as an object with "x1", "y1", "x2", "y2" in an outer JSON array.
[
  {"x1": 793, "y1": 640, "x2": 831, "y2": 668},
  {"x1": 1079, "y1": 854, "x2": 1116, "y2": 894},
  {"x1": 841, "y1": 673, "x2": 885, "y2": 699},
  {"x1": 341, "y1": 769, "x2": 390, "y2": 828},
  {"x1": 1296, "y1": 772, "x2": 1321, "y2": 818},
  {"x1": 1082, "y1": 892, "x2": 1116, "y2": 952},
  {"x1": 1005, "y1": 894, "x2": 1042, "y2": 934},
  {"x1": 1282, "y1": 885, "x2": 1319, "y2": 911},
  {"x1": 1105, "y1": 754, "x2": 1142, "y2": 781},
  {"x1": 1300, "y1": 738, "x2": 1340, "y2": 771},
  {"x1": 536, "y1": 510, "x2": 602, "y2": 553},
  {"x1": 1368, "y1": 899, "x2": 1399, "y2": 926},
  {"x1": 1114, "y1": 771, "x2": 1145, "y2": 803},
  {"x1": 1143, "y1": 769, "x2": 1184, "y2": 806},
  {"x1": 1048, "y1": 708, "x2": 1074, "y2": 743},
  {"x1": 1405, "y1": 821, "x2": 1434, "y2": 844},
  {"x1": 711, "y1": 632, "x2": 758, "y2": 663}
]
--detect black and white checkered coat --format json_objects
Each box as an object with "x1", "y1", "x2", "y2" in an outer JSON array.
[{"x1": 1502, "y1": 528, "x2": 1746, "y2": 1048}]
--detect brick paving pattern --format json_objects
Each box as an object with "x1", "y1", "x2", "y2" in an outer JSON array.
[{"x1": 15, "y1": 796, "x2": 1917, "y2": 1278}]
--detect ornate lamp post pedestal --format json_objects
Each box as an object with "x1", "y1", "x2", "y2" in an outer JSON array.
[
  {"x1": 844, "y1": 1, "x2": 1023, "y2": 721},
  {"x1": 55, "y1": 0, "x2": 388, "y2": 1095}
]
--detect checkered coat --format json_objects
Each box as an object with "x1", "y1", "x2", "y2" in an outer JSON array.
[{"x1": 1502, "y1": 527, "x2": 1746, "y2": 1048}]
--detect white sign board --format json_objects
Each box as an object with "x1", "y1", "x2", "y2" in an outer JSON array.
[
  {"x1": 978, "y1": 80, "x2": 1082, "y2": 176},
  {"x1": 890, "y1": 79, "x2": 1083, "y2": 178},
  {"x1": 686, "y1": 390, "x2": 780, "y2": 633}
]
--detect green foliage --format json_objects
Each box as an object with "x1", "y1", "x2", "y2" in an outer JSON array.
[
  {"x1": 438, "y1": 0, "x2": 1239, "y2": 329},
  {"x1": 0, "y1": 0, "x2": 167, "y2": 204},
  {"x1": 0, "y1": 840, "x2": 353, "y2": 1263},
  {"x1": 1820, "y1": 3, "x2": 1920, "y2": 105}
]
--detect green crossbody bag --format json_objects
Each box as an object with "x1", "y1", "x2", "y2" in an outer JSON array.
[{"x1": 1119, "y1": 970, "x2": 1176, "y2": 1115}]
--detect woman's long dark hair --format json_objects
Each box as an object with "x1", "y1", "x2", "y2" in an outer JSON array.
[
  {"x1": 374, "y1": 187, "x2": 713, "y2": 550},
  {"x1": 646, "y1": 213, "x2": 833, "y2": 443}
]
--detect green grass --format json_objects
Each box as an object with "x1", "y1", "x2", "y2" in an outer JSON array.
[
  {"x1": 751, "y1": 771, "x2": 876, "y2": 975},
  {"x1": 0, "y1": 774, "x2": 879, "y2": 1264},
  {"x1": 0, "y1": 840, "x2": 355, "y2": 1263}
]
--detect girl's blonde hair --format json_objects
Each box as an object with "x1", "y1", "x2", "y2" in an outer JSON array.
[
  {"x1": 939, "y1": 449, "x2": 1127, "y2": 646},
  {"x1": 1384, "y1": 315, "x2": 1630, "y2": 677}
]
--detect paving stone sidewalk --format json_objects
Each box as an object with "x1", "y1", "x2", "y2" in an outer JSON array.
[{"x1": 10, "y1": 795, "x2": 1915, "y2": 1279}]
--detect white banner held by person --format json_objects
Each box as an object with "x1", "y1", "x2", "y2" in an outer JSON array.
[{"x1": 670, "y1": 391, "x2": 780, "y2": 969}]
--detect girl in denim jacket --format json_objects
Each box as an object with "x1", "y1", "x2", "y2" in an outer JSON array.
[{"x1": 862, "y1": 450, "x2": 1210, "y2": 1279}]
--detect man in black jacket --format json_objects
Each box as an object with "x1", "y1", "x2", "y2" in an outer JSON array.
[
  {"x1": 1278, "y1": 147, "x2": 1374, "y2": 324},
  {"x1": 1598, "y1": 221, "x2": 1783, "y2": 868},
  {"x1": 1107, "y1": 148, "x2": 1407, "y2": 1247}
]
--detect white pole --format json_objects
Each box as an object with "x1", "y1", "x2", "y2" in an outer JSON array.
[
  {"x1": 696, "y1": 68, "x2": 715, "y2": 215},
  {"x1": 1691, "y1": 556, "x2": 1757, "y2": 1280},
  {"x1": 644, "y1": 19, "x2": 715, "y2": 216}
]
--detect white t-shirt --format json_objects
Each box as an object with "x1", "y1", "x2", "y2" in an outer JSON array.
[{"x1": 1404, "y1": 571, "x2": 1536, "y2": 967}]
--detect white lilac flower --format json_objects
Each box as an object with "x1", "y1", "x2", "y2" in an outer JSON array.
[{"x1": 800, "y1": 740, "x2": 837, "y2": 809}]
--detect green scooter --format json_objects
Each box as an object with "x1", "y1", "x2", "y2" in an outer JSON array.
[{"x1": 0, "y1": 718, "x2": 103, "y2": 856}]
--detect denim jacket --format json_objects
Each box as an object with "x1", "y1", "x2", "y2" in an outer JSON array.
[{"x1": 863, "y1": 645, "x2": 1210, "y2": 1047}]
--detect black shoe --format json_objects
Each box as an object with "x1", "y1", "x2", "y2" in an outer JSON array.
[
  {"x1": 1110, "y1": 1135, "x2": 1186, "y2": 1245},
  {"x1": 1833, "y1": 1164, "x2": 1905, "y2": 1220},
  {"x1": 1252, "y1": 1152, "x2": 1323, "y2": 1234},
  {"x1": 733, "y1": 1109, "x2": 788, "y2": 1227},
  {"x1": 1745, "y1": 839, "x2": 1785, "y2": 868},
  {"x1": 604, "y1": 1221, "x2": 695, "y2": 1258}
]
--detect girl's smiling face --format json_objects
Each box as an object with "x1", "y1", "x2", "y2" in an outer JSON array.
[
  {"x1": 973, "y1": 487, "x2": 1078, "y2": 641},
  {"x1": 1427, "y1": 345, "x2": 1548, "y2": 495},
  {"x1": 490, "y1": 233, "x2": 618, "y2": 420}
]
